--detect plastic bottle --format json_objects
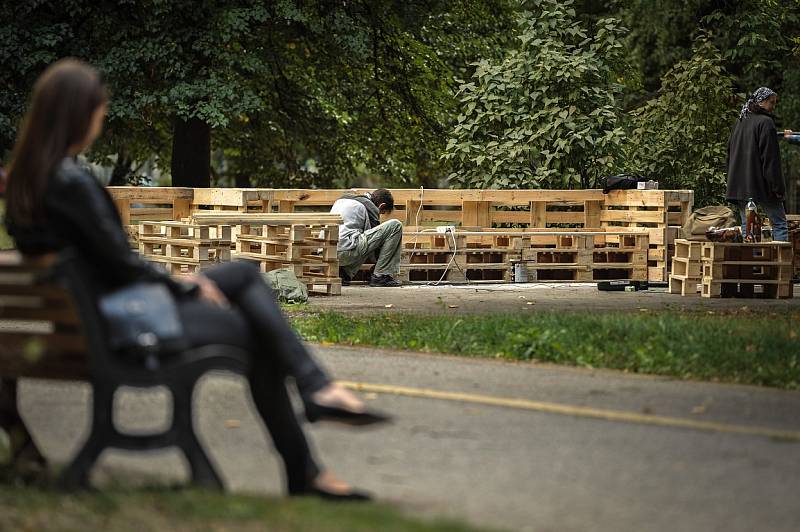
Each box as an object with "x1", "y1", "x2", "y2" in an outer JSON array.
[{"x1": 745, "y1": 198, "x2": 760, "y2": 242}]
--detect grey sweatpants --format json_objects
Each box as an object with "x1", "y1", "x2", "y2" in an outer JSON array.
[{"x1": 338, "y1": 219, "x2": 403, "y2": 278}]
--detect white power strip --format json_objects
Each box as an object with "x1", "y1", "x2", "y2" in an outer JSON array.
[{"x1": 436, "y1": 225, "x2": 456, "y2": 233}]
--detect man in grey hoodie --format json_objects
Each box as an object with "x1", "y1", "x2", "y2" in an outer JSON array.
[{"x1": 331, "y1": 188, "x2": 403, "y2": 287}]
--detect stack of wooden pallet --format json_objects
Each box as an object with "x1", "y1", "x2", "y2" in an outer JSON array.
[
  {"x1": 398, "y1": 229, "x2": 648, "y2": 284},
  {"x1": 191, "y1": 213, "x2": 342, "y2": 295},
  {"x1": 789, "y1": 215, "x2": 800, "y2": 280},
  {"x1": 267, "y1": 188, "x2": 691, "y2": 283},
  {"x1": 668, "y1": 239, "x2": 703, "y2": 296},
  {"x1": 699, "y1": 241, "x2": 794, "y2": 299},
  {"x1": 108, "y1": 187, "x2": 193, "y2": 246},
  {"x1": 138, "y1": 221, "x2": 231, "y2": 275}
]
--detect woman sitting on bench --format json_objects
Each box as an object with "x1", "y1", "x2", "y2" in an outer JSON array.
[{"x1": 3, "y1": 59, "x2": 389, "y2": 500}]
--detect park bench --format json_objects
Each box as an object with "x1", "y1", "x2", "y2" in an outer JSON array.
[{"x1": 0, "y1": 250, "x2": 249, "y2": 489}]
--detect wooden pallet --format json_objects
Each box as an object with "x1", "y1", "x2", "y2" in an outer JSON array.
[
  {"x1": 789, "y1": 215, "x2": 800, "y2": 280},
  {"x1": 190, "y1": 214, "x2": 343, "y2": 296},
  {"x1": 700, "y1": 242, "x2": 794, "y2": 299},
  {"x1": 108, "y1": 186, "x2": 691, "y2": 283},
  {"x1": 399, "y1": 230, "x2": 648, "y2": 283},
  {"x1": 138, "y1": 221, "x2": 232, "y2": 275},
  {"x1": 668, "y1": 239, "x2": 703, "y2": 296}
]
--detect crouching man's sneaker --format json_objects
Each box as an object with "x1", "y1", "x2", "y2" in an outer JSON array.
[
  {"x1": 369, "y1": 274, "x2": 402, "y2": 287},
  {"x1": 339, "y1": 267, "x2": 352, "y2": 286}
]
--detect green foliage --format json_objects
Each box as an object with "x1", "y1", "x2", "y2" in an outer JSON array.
[
  {"x1": 0, "y1": 487, "x2": 487, "y2": 532},
  {"x1": 292, "y1": 310, "x2": 800, "y2": 389},
  {"x1": 624, "y1": 40, "x2": 739, "y2": 206},
  {"x1": 0, "y1": 1, "x2": 516, "y2": 188},
  {"x1": 443, "y1": 0, "x2": 628, "y2": 190}
]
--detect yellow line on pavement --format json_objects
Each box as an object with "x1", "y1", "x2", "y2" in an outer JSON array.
[{"x1": 340, "y1": 381, "x2": 800, "y2": 442}]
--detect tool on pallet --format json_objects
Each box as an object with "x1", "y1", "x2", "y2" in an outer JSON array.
[
  {"x1": 777, "y1": 130, "x2": 800, "y2": 144},
  {"x1": 597, "y1": 280, "x2": 649, "y2": 292},
  {"x1": 744, "y1": 198, "x2": 762, "y2": 243}
]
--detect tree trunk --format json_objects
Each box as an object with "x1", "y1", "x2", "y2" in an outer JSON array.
[
  {"x1": 234, "y1": 172, "x2": 251, "y2": 188},
  {"x1": 108, "y1": 149, "x2": 131, "y2": 186},
  {"x1": 171, "y1": 117, "x2": 211, "y2": 188}
]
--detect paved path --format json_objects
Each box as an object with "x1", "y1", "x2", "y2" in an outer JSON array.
[{"x1": 14, "y1": 344, "x2": 800, "y2": 532}]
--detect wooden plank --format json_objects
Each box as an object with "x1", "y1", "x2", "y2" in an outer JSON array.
[
  {"x1": 0, "y1": 305, "x2": 80, "y2": 324},
  {"x1": 530, "y1": 201, "x2": 547, "y2": 227},
  {"x1": 114, "y1": 199, "x2": 132, "y2": 226},
  {"x1": 106, "y1": 187, "x2": 193, "y2": 201},
  {"x1": 129, "y1": 208, "x2": 175, "y2": 220},
  {"x1": 191, "y1": 213, "x2": 343, "y2": 225},
  {"x1": 599, "y1": 210, "x2": 668, "y2": 224},
  {"x1": 0, "y1": 333, "x2": 86, "y2": 352},
  {"x1": 192, "y1": 188, "x2": 273, "y2": 207},
  {"x1": 172, "y1": 198, "x2": 192, "y2": 220},
  {"x1": 404, "y1": 200, "x2": 422, "y2": 226},
  {"x1": 584, "y1": 200, "x2": 602, "y2": 228}
]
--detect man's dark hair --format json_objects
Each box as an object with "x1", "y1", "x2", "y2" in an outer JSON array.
[{"x1": 371, "y1": 188, "x2": 394, "y2": 212}]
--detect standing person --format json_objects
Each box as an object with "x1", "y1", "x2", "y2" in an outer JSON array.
[
  {"x1": 3, "y1": 58, "x2": 390, "y2": 499},
  {"x1": 726, "y1": 87, "x2": 790, "y2": 242},
  {"x1": 331, "y1": 189, "x2": 403, "y2": 287}
]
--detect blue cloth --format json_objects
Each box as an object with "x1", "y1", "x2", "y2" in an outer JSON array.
[{"x1": 738, "y1": 200, "x2": 788, "y2": 242}]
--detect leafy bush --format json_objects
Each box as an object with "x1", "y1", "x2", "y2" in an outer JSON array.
[
  {"x1": 442, "y1": 0, "x2": 627, "y2": 189},
  {"x1": 624, "y1": 39, "x2": 739, "y2": 206}
]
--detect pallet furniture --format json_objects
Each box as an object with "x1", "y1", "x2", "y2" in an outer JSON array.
[
  {"x1": 399, "y1": 229, "x2": 649, "y2": 284},
  {"x1": 267, "y1": 188, "x2": 690, "y2": 282},
  {"x1": 789, "y1": 215, "x2": 800, "y2": 280},
  {"x1": 699, "y1": 242, "x2": 794, "y2": 299},
  {"x1": 0, "y1": 251, "x2": 249, "y2": 488},
  {"x1": 191, "y1": 213, "x2": 343, "y2": 295},
  {"x1": 107, "y1": 186, "x2": 693, "y2": 283},
  {"x1": 107, "y1": 187, "x2": 193, "y2": 244},
  {"x1": 668, "y1": 239, "x2": 703, "y2": 296},
  {"x1": 138, "y1": 221, "x2": 232, "y2": 275}
]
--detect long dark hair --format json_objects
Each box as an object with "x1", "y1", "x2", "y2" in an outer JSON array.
[{"x1": 6, "y1": 59, "x2": 108, "y2": 224}]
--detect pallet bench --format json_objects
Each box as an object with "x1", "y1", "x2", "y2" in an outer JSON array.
[
  {"x1": 700, "y1": 242, "x2": 794, "y2": 299},
  {"x1": 399, "y1": 229, "x2": 649, "y2": 283},
  {"x1": 0, "y1": 251, "x2": 249, "y2": 488},
  {"x1": 191, "y1": 213, "x2": 343, "y2": 296}
]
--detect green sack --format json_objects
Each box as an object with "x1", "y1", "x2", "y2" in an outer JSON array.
[
  {"x1": 680, "y1": 205, "x2": 737, "y2": 241},
  {"x1": 261, "y1": 269, "x2": 309, "y2": 303}
]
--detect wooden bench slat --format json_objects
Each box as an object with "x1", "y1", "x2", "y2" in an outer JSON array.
[
  {"x1": 0, "y1": 306, "x2": 80, "y2": 323},
  {"x1": 0, "y1": 332, "x2": 87, "y2": 352},
  {"x1": 0, "y1": 283, "x2": 71, "y2": 298}
]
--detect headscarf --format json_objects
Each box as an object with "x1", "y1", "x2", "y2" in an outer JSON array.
[{"x1": 739, "y1": 87, "x2": 776, "y2": 120}]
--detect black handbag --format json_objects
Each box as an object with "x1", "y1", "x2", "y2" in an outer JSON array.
[
  {"x1": 98, "y1": 282, "x2": 187, "y2": 359},
  {"x1": 601, "y1": 173, "x2": 648, "y2": 193}
]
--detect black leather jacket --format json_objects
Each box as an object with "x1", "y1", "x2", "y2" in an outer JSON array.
[{"x1": 6, "y1": 158, "x2": 190, "y2": 296}]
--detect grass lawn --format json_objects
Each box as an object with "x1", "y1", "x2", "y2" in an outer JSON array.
[
  {"x1": 0, "y1": 486, "x2": 489, "y2": 532},
  {"x1": 289, "y1": 309, "x2": 800, "y2": 389}
]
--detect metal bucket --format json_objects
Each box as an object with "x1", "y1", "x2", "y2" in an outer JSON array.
[{"x1": 512, "y1": 262, "x2": 529, "y2": 283}]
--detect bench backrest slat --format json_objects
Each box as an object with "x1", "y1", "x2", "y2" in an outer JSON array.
[{"x1": 0, "y1": 251, "x2": 89, "y2": 380}]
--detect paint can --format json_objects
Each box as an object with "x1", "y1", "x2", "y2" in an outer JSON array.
[{"x1": 512, "y1": 261, "x2": 529, "y2": 283}]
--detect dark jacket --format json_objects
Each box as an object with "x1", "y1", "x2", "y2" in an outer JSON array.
[
  {"x1": 726, "y1": 109, "x2": 785, "y2": 203},
  {"x1": 5, "y1": 158, "x2": 188, "y2": 296}
]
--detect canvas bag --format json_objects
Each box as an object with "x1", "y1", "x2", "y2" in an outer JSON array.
[
  {"x1": 680, "y1": 206, "x2": 737, "y2": 240},
  {"x1": 261, "y1": 268, "x2": 309, "y2": 303}
]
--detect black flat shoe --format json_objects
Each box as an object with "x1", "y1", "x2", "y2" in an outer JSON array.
[
  {"x1": 302, "y1": 486, "x2": 373, "y2": 502},
  {"x1": 304, "y1": 401, "x2": 392, "y2": 426}
]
